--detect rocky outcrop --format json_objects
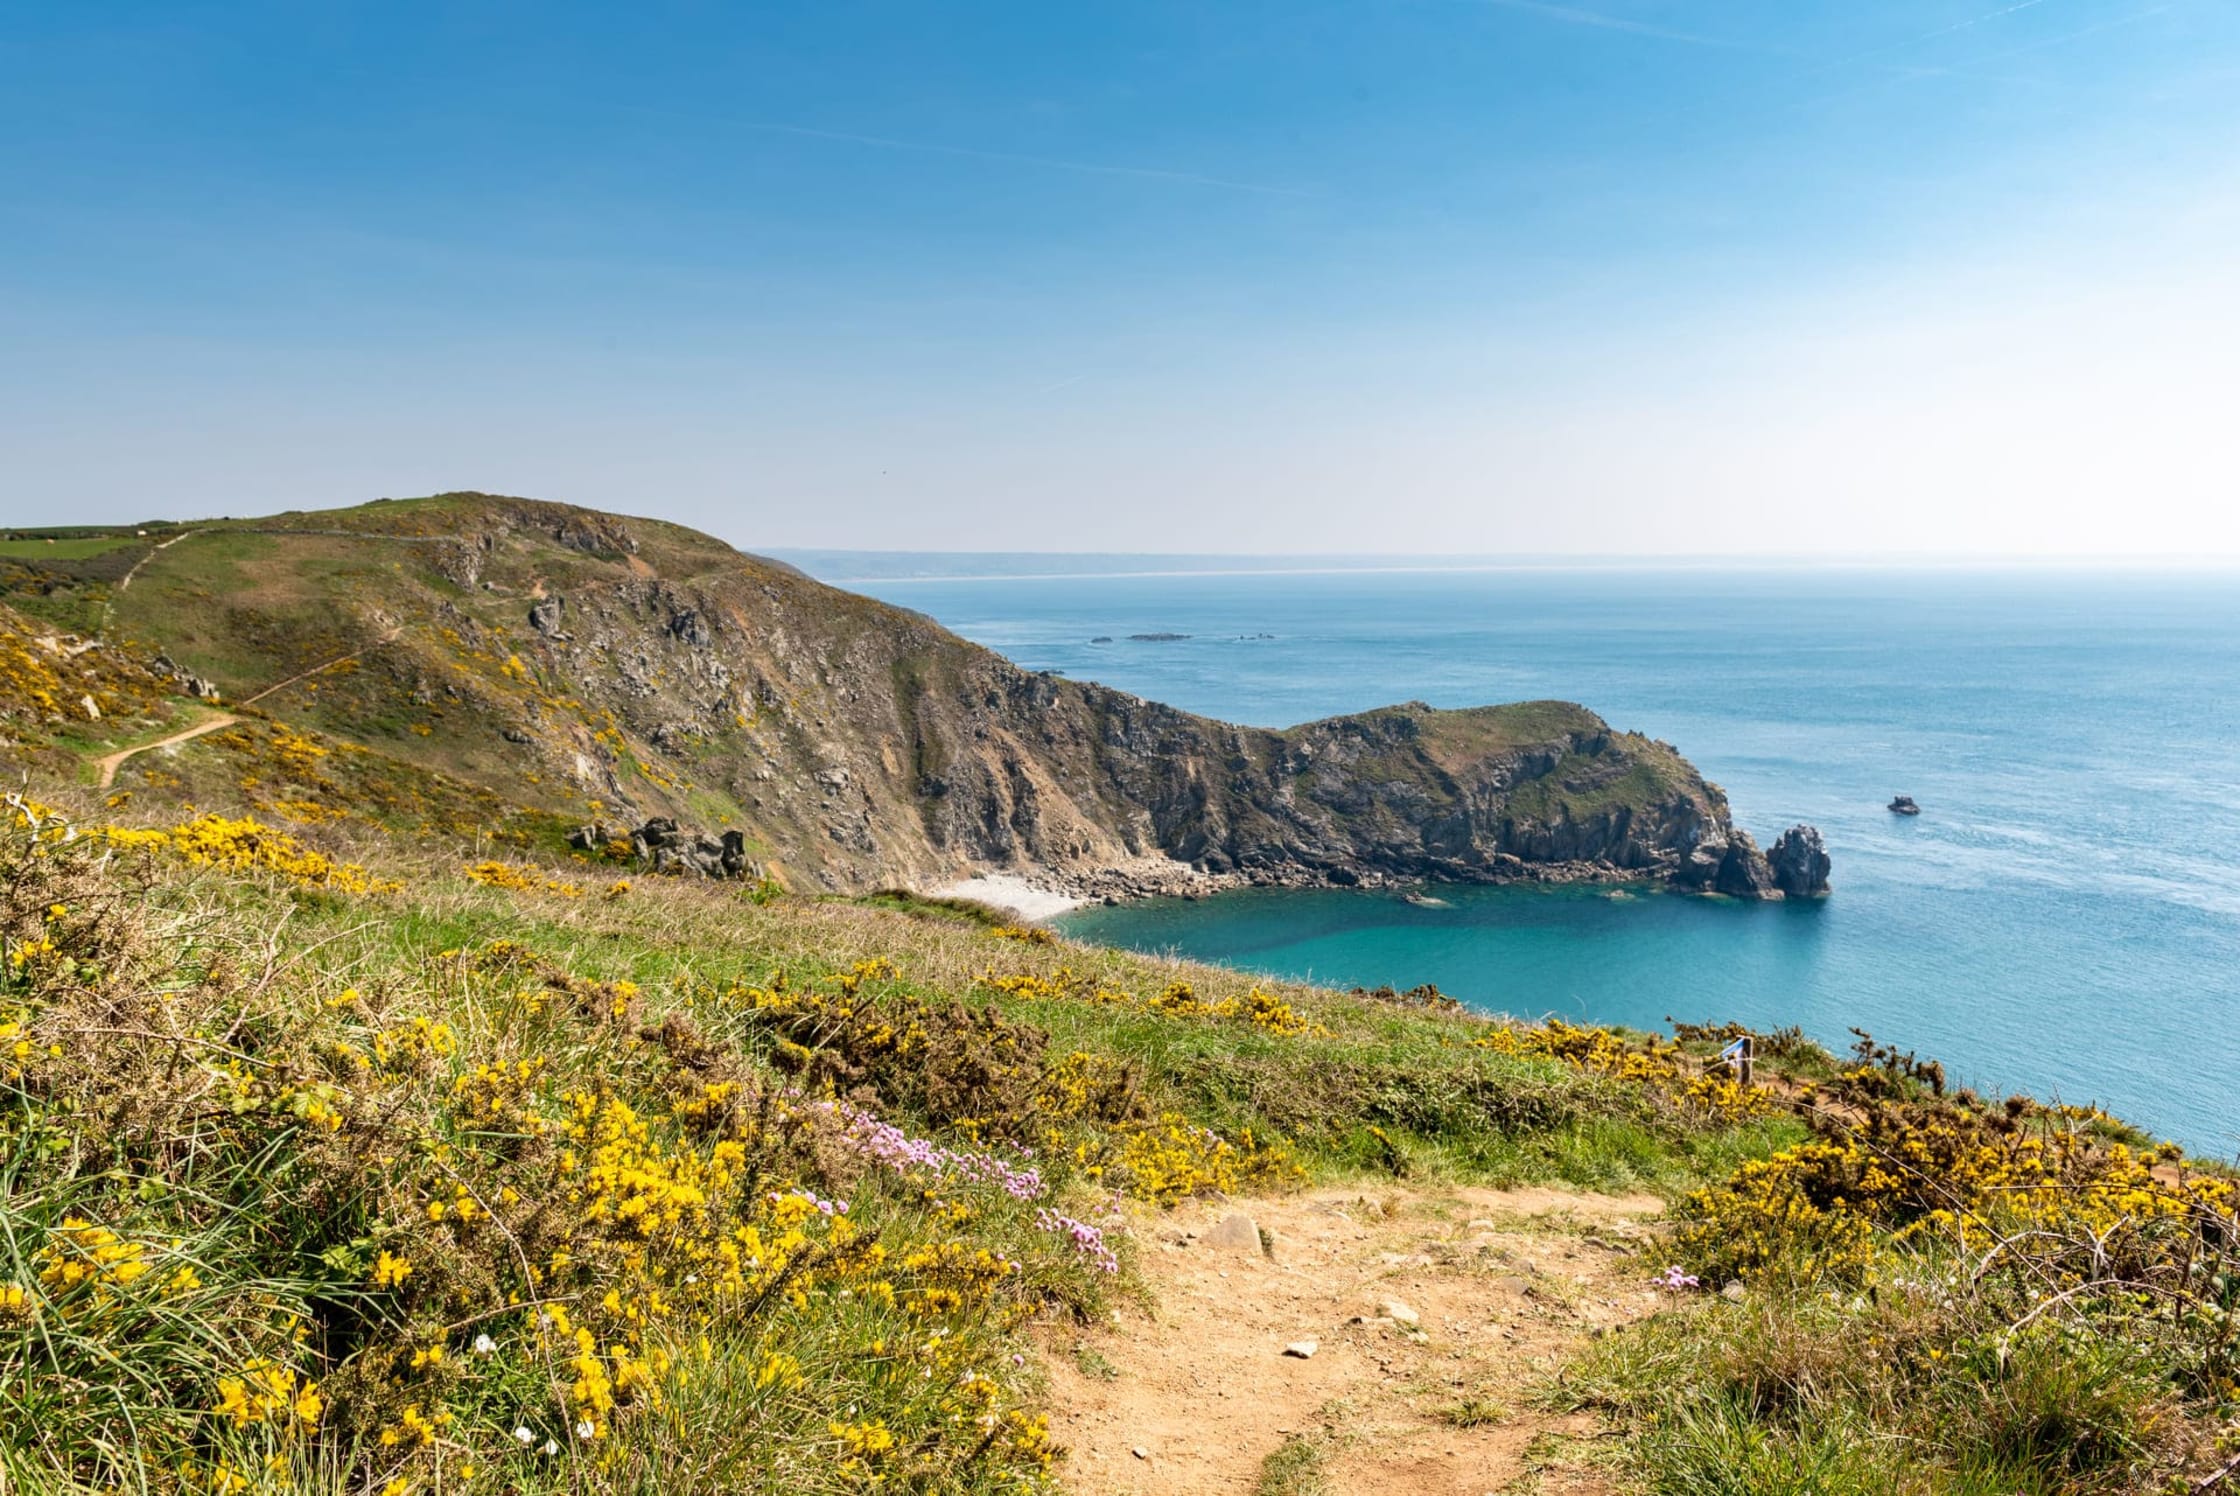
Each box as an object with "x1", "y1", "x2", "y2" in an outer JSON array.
[
  {"x1": 570, "y1": 818, "x2": 757, "y2": 879},
  {"x1": 1715, "y1": 829, "x2": 1779, "y2": 898},
  {"x1": 1769, "y1": 825, "x2": 1832, "y2": 897},
  {"x1": 151, "y1": 654, "x2": 223, "y2": 702}
]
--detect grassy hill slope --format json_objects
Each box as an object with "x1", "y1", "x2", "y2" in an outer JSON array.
[{"x1": 6, "y1": 495, "x2": 1774, "y2": 898}]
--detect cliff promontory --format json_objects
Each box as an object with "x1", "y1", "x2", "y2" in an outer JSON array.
[{"x1": 5, "y1": 494, "x2": 1816, "y2": 898}]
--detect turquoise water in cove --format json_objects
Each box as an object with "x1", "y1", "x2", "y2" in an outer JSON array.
[{"x1": 791, "y1": 561, "x2": 2240, "y2": 1155}]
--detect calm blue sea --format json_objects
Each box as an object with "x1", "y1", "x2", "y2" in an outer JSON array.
[{"x1": 789, "y1": 561, "x2": 2240, "y2": 1156}]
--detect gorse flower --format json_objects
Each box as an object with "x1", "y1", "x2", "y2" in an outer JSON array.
[{"x1": 213, "y1": 1358, "x2": 322, "y2": 1431}]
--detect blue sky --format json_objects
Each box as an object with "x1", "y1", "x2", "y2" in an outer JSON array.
[{"x1": 3, "y1": 1, "x2": 2237, "y2": 554}]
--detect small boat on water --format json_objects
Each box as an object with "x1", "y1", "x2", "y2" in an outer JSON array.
[{"x1": 1889, "y1": 794, "x2": 1921, "y2": 816}]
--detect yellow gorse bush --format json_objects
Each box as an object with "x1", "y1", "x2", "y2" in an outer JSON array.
[
  {"x1": 979, "y1": 968, "x2": 1333, "y2": 1038},
  {"x1": 1097, "y1": 1113, "x2": 1303, "y2": 1203},
  {"x1": 101, "y1": 813, "x2": 398, "y2": 894},
  {"x1": 463, "y1": 859, "x2": 583, "y2": 897},
  {"x1": 1475, "y1": 1018, "x2": 1776, "y2": 1123},
  {"x1": 1676, "y1": 1091, "x2": 2239, "y2": 1293}
]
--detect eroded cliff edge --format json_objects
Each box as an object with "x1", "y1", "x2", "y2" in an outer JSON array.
[{"x1": 49, "y1": 494, "x2": 1820, "y2": 899}]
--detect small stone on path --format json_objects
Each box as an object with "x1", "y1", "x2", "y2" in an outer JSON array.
[
  {"x1": 1202, "y1": 1213, "x2": 1261, "y2": 1253},
  {"x1": 1132, "y1": 1447, "x2": 1149, "y2": 1460},
  {"x1": 1283, "y1": 1339, "x2": 1318, "y2": 1359},
  {"x1": 1378, "y1": 1298, "x2": 1419, "y2": 1327}
]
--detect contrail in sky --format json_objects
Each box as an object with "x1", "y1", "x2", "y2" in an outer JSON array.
[{"x1": 740, "y1": 122, "x2": 1319, "y2": 199}]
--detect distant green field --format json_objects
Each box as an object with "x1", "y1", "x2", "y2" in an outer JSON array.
[{"x1": 0, "y1": 536, "x2": 138, "y2": 559}]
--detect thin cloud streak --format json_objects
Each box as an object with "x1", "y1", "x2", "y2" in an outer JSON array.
[
  {"x1": 740, "y1": 121, "x2": 1321, "y2": 198},
  {"x1": 1968, "y1": 2, "x2": 2175, "y2": 62},
  {"x1": 1470, "y1": 0, "x2": 2028, "y2": 86},
  {"x1": 1474, "y1": 0, "x2": 1793, "y2": 53},
  {"x1": 1803, "y1": 0, "x2": 2065, "y2": 76}
]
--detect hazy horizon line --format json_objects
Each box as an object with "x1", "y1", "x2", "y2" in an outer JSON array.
[{"x1": 771, "y1": 548, "x2": 2240, "y2": 585}]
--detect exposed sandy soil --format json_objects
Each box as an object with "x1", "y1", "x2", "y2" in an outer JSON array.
[{"x1": 1040, "y1": 1184, "x2": 1670, "y2": 1496}]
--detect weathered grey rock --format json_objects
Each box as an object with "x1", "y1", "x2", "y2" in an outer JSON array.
[
  {"x1": 1201, "y1": 1213, "x2": 1261, "y2": 1253},
  {"x1": 667, "y1": 607, "x2": 710, "y2": 647},
  {"x1": 606, "y1": 818, "x2": 756, "y2": 879},
  {"x1": 1768, "y1": 824, "x2": 1831, "y2": 897},
  {"x1": 528, "y1": 595, "x2": 566, "y2": 636},
  {"x1": 1282, "y1": 1339, "x2": 1318, "y2": 1359},
  {"x1": 1713, "y1": 829, "x2": 1780, "y2": 899},
  {"x1": 1378, "y1": 1298, "x2": 1420, "y2": 1327},
  {"x1": 151, "y1": 653, "x2": 223, "y2": 700},
  {"x1": 553, "y1": 514, "x2": 636, "y2": 556}
]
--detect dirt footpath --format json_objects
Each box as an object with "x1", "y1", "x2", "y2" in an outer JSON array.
[{"x1": 1041, "y1": 1185, "x2": 1668, "y2": 1496}]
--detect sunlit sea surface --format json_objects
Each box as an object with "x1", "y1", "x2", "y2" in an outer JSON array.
[{"x1": 785, "y1": 559, "x2": 2240, "y2": 1155}]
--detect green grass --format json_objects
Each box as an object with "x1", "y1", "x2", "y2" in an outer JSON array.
[
  {"x1": 1253, "y1": 1434, "x2": 1330, "y2": 1496},
  {"x1": 1439, "y1": 1395, "x2": 1511, "y2": 1427},
  {"x1": 1070, "y1": 1345, "x2": 1119, "y2": 1381},
  {"x1": 1501, "y1": 751, "x2": 1689, "y2": 824},
  {"x1": 0, "y1": 537, "x2": 139, "y2": 560},
  {"x1": 1561, "y1": 1268, "x2": 2207, "y2": 1495}
]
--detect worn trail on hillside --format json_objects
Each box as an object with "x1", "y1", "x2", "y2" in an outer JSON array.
[
  {"x1": 239, "y1": 625, "x2": 405, "y2": 707},
  {"x1": 94, "y1": 712, "x2": 240, "y2": 789},
  {"x1": 1041, "y1": 1185, "x2": 1666, "y2": 1496}
]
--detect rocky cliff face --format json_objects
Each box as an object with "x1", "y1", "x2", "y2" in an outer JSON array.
[{"x1": 87, "y1": 494, "x2": 1817, "y2": 899}]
